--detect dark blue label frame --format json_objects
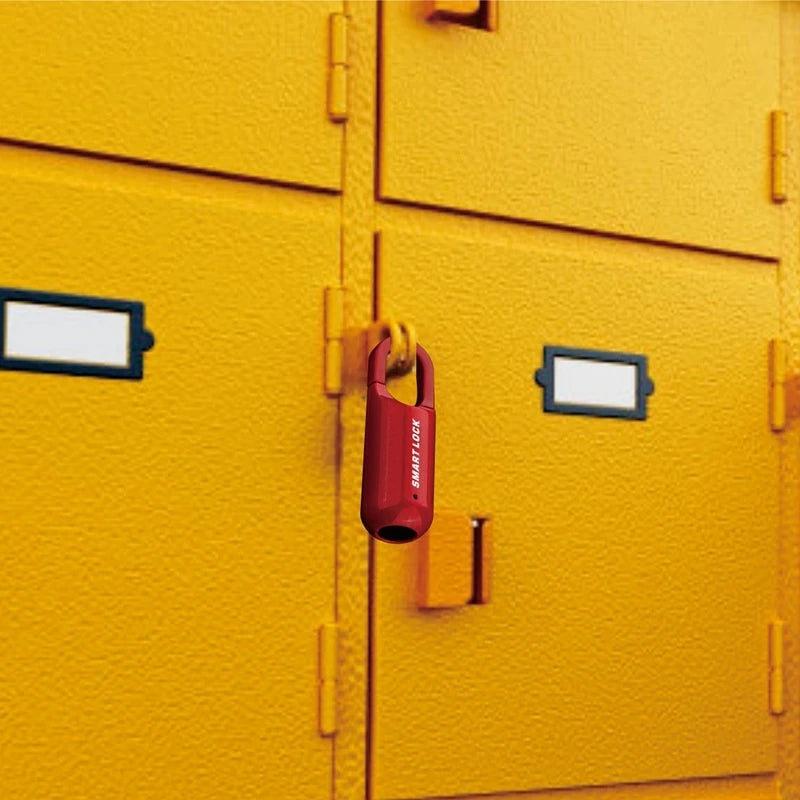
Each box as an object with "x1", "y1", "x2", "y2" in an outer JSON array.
[
  {"x1": 0, "y1": 287, "x2": 155, "y2": 380},
  {"x1": 534, "y1": 345, "x2": 655, "y2": 421}
]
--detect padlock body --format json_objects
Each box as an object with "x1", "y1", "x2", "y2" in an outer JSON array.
[{"x1": 361, "y1": 384, "x2": 436, "y2": 542}]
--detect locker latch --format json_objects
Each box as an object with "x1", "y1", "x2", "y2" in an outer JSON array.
[
  {"x1": 415, "y1": 511, "x2": 493, "y2": 609},
  {"x1": 424, "y1": 0, "x2": 498, "y2": 32}
]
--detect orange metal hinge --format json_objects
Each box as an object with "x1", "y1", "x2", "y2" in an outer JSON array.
[
  {"x1": 323, "y1": 286, "x2": 345, "y2": 396},
  {"x1": 769, "y1": 620, "x2": 785, "y2": 715},
  {"x1": 328, "y1": 13, "x2": 348, "y2": 122},
  {"x1": 769, "y1": 339, "x2": 800, "y2": 430},
  {"x1": 771, "y1": 110, "x2": 788, "y2": 204}
]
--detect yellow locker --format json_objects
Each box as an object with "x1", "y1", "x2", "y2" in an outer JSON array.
[
  {"x1": 0, "y1": 1, "x2": 343, "y2": 189},
  {"x1": 0, "y1": 154, "x2": 338, "y2": 799},
  {"x1": 0, "y1": 2, "x2": 797, "y2": 800},
  {"x1": 379, "y1": 1, "x2": 781, "y2": 256},
  {"x1": 370, "y1": 228, "x2": 780, "y2": 798}
]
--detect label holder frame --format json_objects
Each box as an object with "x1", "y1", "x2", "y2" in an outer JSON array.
[
  {"x1": 0, "y1": 287, "x2": 155, "y2": 380},
  {"x1": 535, "y1": 345, "x2": 655, "y2": 421}
]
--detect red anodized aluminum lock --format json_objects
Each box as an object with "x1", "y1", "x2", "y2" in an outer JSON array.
[{"x1": 360, "y1": 337, "x2": 436, "y2": 543}]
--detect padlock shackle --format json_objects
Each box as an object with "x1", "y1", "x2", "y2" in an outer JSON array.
[
  {"x1": 367, "y1": 336, "x2": 435, "y2": 409},
  {"x1": 414, "y1": 345, "x2": 435, "y2": 409}
]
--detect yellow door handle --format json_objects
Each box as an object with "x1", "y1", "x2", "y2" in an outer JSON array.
[{"x1": 424, "y1": 0, "x2": 497, "y2": 32}]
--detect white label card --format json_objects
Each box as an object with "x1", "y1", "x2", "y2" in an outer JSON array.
[
  {"x1": 553, "y1": 356, "x2": 637, "y2": 410},
  {"x1": 4, "y1": 301, "x2": 131, "y2": 368}
]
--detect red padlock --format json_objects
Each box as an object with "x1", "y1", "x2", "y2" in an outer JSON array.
[{"x1": 361, "y1": 337, "x2": 436, "y2": 543}]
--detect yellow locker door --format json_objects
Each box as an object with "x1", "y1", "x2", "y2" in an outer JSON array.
[
  {"x1": 371, "y1": 228, "x2": 779, "y2": 799},
  {"x1": 0, "y1": 1, "x2": 342, "y2": 189},
  {"x1": 379, "y1": 1, "x2": 780, "y2": 257},
  {"x1": 0, "y1": 151, "x2": 338, "y2": 799}
]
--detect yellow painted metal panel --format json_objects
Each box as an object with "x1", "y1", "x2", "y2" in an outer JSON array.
[
  {"x1": 380, "y1": 1, "x2": 780, "y2": 256},
  {"x1": 0, "y1": 160, "x2": 338, "y2": 798},
  {"x1": 0, "y1": 1, "x2": 342, "y2": 189},
  {"x1": 373, "y1": 228, "x2": 779, "y2": 798}
]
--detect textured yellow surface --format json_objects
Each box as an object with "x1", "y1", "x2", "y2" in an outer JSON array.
[
  {"x1": 0, "y1": 2, "x2": 798, "y2": 799},
  {"x1": 372, "y1": 227, "x2": 779, "y2": 798},
  {"x1": 0, "y1": 151, "x2": 339, "y2": 798},
  {"x1": 0, "y1": 1, "x2": 342, "y2": 189},
  {"x1": 380, "y1": 0, "x2": 780, "y2": 257}
]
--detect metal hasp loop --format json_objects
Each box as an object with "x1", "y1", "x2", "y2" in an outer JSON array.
[
  {"x1": 323, "y1": 287, "x2": 419, "y2": 396},
  {"x1": 381, "y1": 316, "x2": 418, "y2": 378}
]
